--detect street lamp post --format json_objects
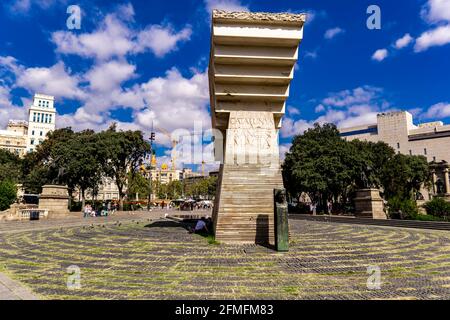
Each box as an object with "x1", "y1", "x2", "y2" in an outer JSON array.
[{"x1": 147, "y1": 127, "x2": 156, "y2": 211}]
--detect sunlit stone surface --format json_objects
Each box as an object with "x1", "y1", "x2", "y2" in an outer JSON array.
[{"x1": 209, "y1": 10, "x2": 306, "y2": 244}]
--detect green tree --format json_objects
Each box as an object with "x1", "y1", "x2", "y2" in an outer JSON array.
[
  {"x1": 167, "y1": 180, "x2": 182, "y2": 199},
  {"x1": 22, "y1": 166, "x2": 49, "y2": 194},
  {"x1": 157, "y1": 183, "x2": 168, "y2": 199},
  {"x1": 350, "y1": 140, "x2": 395, "y2": 189},
  {"x1": 98, "y1": 125, "x2": 151, "y2": 210},
  {"x1": 127, "y1": 172, "x2": 150, "y2": 200},
  {"x1": 423, "y1": 197, "x2": 450, "y2": 220},
  {"x1": 0, "y1": 149, "x2": 22, "y2": 183},
  {"x1": 282, "y1": 123, "x2": 359, "y2": 213},
  {"x1": 65, "y1": 130, "x2": 105, "y2": 209},
  {"x1": 0, "y1": 180, "x2": 17, "y2": 211},
  {"x1": 207, "y1": 176, "x2": 217, "y2": 198},
  {"x1": 381, "y1": 154, "x2": 431, "y2": 200},
  {"x1": 29, "y1": 128, "x2": 105, "y2": 209}
]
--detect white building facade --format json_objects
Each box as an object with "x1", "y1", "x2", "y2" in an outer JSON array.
[
  {"x1": 340, "y1": 111, "x2": 450, "y2": 200},
  {"x1": 26, "y1": 94, "x2": 56, "y2": 153}
]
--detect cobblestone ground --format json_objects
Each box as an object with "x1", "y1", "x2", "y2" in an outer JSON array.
[{"x1": 0, "y1": 219, "x2": 449, "y2": 300}]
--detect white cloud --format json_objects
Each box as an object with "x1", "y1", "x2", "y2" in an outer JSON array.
[
  {"x1": 135, "y1": 25, "x2": 192, "y2": 58},
  {"x1": 304, "y1": 50, "x2": 318, "y2": 59},
  {"x1": 287, "y1": 9, "x2": 326, "y2": 24},
  {"x1": 394, "y1": 33, "x2": 413, "y2": 49},
  {"x1": 273, "y1": 86, "x2": 391, "y2": 138},
  {"x1": 7, "y1": 0, "x2": 68, "y2": 14},
  {"x1": 315, "y1": 104, "x2": 325, "y2": 113},
  {"x1": 287, "y1": 106, "x2": 300, "y2": 115},
  {"x1": 0, "y1": 56, "x2": 84, "y2": 100},
  {"x1": 322, "y1": 86, "x2": 382, "y2": 108},
  {"x1": 0, "y1": 84, "x2": 28, "y2": 129},
  {"x1": 280, "y1": 118, "x2": 312, "y2": 138},
  {"x1": 324, "y1": 27, "x2": 344, "y2": 39},
  {"x1": 51, "y1": 5, "x2": 192, "y2": 60},
  {"x1": 421, "y1": 0, "x2": 450, "y2": 24},
  {"x1": 408, "y1": 107, "x2": 423, "y2": 117},
  {"x1": 85, "y1": 60, "x2": 136, "y2": 92},
  {"x1": 17, "y1": 62, "x2": 84, "y2": 100},
  {"x1": 414, "y1": 25, "x2": 450, "y2": 52},
  {"x1": 424, "y1": 102, "x2": 450, "y2": 119},
  {"x1": 337, "y1": 112, "x2": 379, "y2": 129},
  {"x1": 315, "y1": 109, "x2": 347, "y2": 124},
  {"x1": 414, "y1": 1, "x2": 450, "y2": 52},
  {"x1": 204, "y1": 0, "x2": 248, "y2": 13},
  {"x1": 135, "y1": 68, "x2": 211, "y2": 146},
  {"x1": 372, "y1": 49, "x2": 388, "y2": 61},
  {"x1": 51, "y1": 14, "x2": 134, "y2": 61}
]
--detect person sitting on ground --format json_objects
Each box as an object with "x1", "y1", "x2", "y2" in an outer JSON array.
[{"x1": 189, "y1": 217, "x2": 209, "y2": 234}]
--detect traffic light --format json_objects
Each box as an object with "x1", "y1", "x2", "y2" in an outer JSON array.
[{"x1": 150, "y1": 132, "x2": 155, "y2": 141}]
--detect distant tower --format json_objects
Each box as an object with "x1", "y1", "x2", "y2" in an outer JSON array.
[{"x1": 26, "y1": 93, "x2": 56, "y2": 153}]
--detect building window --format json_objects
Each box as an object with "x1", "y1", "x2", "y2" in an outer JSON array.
[
  {"x1": 44, "y1": 114, "x2": 48, "y2": 123},
  {"x1": 32, "y1": 130, "x2": 35, "y2": 135},
  {"x1": 31, "y1": 139, "x2": 35, "y2": 145},
  {"x1": 424, "y1": 148, "x2": 427, "y2": 155},
  {"x1": 33, "y1": 113, "x2": 36, "y2": 122},
  {"x1": 49, "y1": 114, "x2": 52, "y2": 123},
  {"x1": 397, "y1": 142, "x2": 400, "y2": 149},
  {"x1": 409, "y1": 150, "x2": 412, "y2": 155},
  {"x1": 37, "y1": 113, "x2": 41, "y2": 122},
  {"x1": 40, "y1": 131, "x2": 43, "y2": 136},
  {"x1": 433, "y1": 156, "x2": 436, "y2": 162},
  {"x1": 5, "y1": 140, "x2": 10, "y2": 145}
]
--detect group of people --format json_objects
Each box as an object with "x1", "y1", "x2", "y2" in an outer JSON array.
[
  {"x1": 180, "y1": 201, "x2": 213, "y2": 211},
  {"x1": 83, "y1": 202, "x2": 117, "y2": 218}
]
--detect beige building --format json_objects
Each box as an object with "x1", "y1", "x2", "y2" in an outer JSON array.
[
  {"x1": 0, "y1": 93, "x2": 56, "y2": 156},
  {"x1": 340, "y1": 111, "x2": 450, "y2": 199},
  {"x1": 0, "y1": 121, "x2": 28, "y2": 156},
  {"x1": 75, "y1": 176, "x2": 121, "y2": 202},
  {"x1": 148, "y1": 164, "x2": 183, "y2": 184}
]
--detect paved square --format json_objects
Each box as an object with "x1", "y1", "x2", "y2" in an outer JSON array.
[{"x1": 0, "y1": 219, "x2": 449, "y2": 299}]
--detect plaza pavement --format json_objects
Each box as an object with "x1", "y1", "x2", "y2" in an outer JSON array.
[{"x1": 0, "y1": 213, "x2": 449, "y2": 300}]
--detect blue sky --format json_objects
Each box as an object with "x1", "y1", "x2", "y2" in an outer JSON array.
[{"x1": 0, "y1": 0, "x2": 449, "y2": 170}]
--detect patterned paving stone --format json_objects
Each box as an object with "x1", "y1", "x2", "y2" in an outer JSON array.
[{"x1": 0, "y1": 219, "x2": 449, "y2": 299}]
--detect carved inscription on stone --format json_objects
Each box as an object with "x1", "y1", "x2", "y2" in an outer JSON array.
[
  {"x1": 228, "y1": 111, "x2": 274, "y2": 129},
  {"x1": 226, "y1": 111, "x2": 278, "y2": 164}
]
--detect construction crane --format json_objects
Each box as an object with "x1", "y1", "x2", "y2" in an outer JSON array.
[{"x1": 152, "y1": 125, "x2": 205, "y2": 172}]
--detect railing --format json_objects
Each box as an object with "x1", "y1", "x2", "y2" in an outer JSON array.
[{"x1": 19, "y1": 209, "x2": 49, "y2": 220}]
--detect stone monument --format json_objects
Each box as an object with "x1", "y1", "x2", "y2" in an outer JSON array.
[
  {"x1": 354, "y1": 189, "x2": 386, "y2": 220},
  {"x1": 209, "y1": 10, "x2": 306, "y2": 244},
  {"x1": 354, "y1": 167, "x2": 386, "y2": 219},
  {"x1": 39, "y1": 185, "x2": 70, "y2": 218}
]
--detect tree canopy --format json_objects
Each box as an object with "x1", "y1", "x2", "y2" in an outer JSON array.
[
  {"x1": 17, "y1": 125, "x2": 150, "y2": 210},
  {"x1": 282, "y1": 123, "x2": 431, "y2": 214}
]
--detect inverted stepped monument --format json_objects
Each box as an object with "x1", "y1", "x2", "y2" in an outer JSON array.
[{"x1": 209, "y1": 10, "x2": 306, "y2": 244}]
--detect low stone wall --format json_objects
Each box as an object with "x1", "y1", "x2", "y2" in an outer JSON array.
[{"x1": 0, "y1": 204, "x2": 47, "y2": 221}]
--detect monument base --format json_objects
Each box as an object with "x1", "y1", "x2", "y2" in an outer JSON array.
[
  {"x1": 213, "y1": 164, "x2": 283, "y2": 245},
  {"x1": 354, "y1": 188, "x2": 386, "y2": 219},
  {"x1": 39, "y1": 185, "x2": 70, "y2": 218}
]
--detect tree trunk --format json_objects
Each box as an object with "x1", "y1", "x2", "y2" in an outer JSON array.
[
  {"x1": 81, "y1": 189, "x2": 86, "y2": 211},
  {"x1": 68, "y1": 189, "x2": 73, "y2": 212},
  {"x1": 119, "y1": 196, "x2": 124, "y2": 211}
]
